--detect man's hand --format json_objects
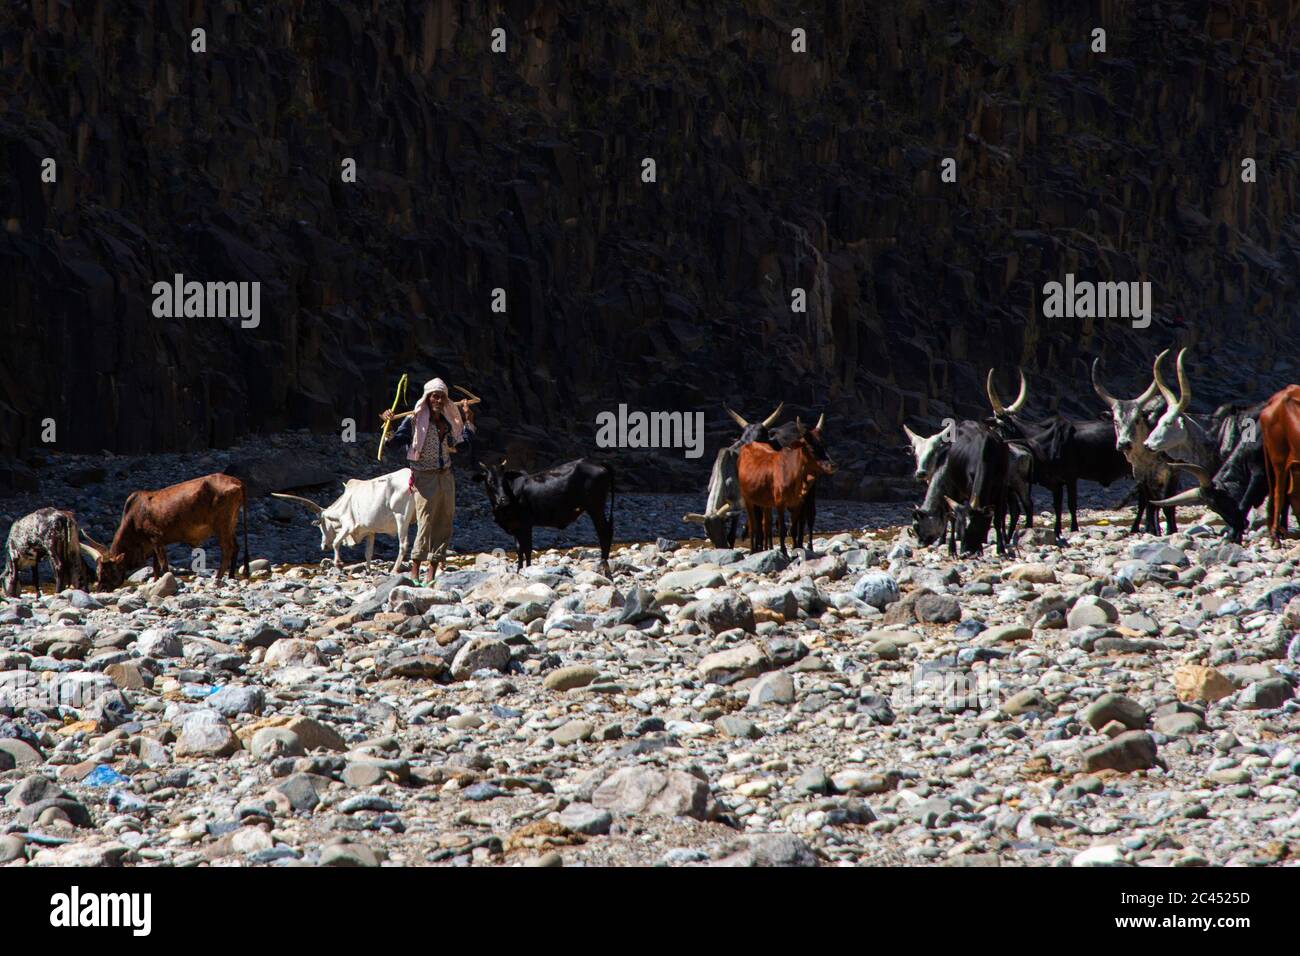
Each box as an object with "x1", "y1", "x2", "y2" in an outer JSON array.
[{"x1": 380, "y1": 409, "x2": 395, "y2": 423}]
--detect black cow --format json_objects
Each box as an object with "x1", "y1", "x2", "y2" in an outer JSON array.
[
  {"x1": 986, "y1": 369, "x2": 1137, "y2": 539},
  {"x1": 913, "y1": 421, "x2": 1013, "y2": 555},
  {"x1": 474, "y1": 459, "x2": 615, "y2": 575},
  {"x1": 1153, "y1": 401, "x2": 1268, "y2": 542}
]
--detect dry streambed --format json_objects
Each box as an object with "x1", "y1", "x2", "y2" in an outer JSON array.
[{"x1": 2, "y1": 505, "x2": 1300, "y2": 868}]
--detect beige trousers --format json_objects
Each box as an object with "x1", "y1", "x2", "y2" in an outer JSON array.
[{"x1": 411, "y1": 469, "x2": 455, "y2": 568}]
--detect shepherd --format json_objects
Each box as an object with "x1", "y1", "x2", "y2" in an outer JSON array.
[{"x1": 379, "y1": 377, "x2": 478, "y2": 584}]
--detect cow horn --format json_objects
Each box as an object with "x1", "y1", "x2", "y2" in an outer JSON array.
[
  {"x1": 1169, "y1": 461, "x2": 1214, "y2": 488},
  {"x1": 714, "y1": 502, "x2": 732, "y2": 516},
  {"x1": 760, "y1": 403, "x2": 784, "y2": 428},
  {"x1": 682, "y1": 513, "x2": 708, "y2": 524},
  {"x1": 726, "y1": 407, "x2": 749, "y2": 428},
  {"x1": 1091, "y1": 358, "x2": 1118, "y2": 407},
  {"x1": 1152, "y1": 349, "x2": 1177, "y2": 409},
  {"x1": 78, "y1": 542, "x2": 104, "y2": 564},
  {"x1": 986, "y1": 369, "x2": 1006, "y2": 415},
  {"x1": 1006, "y1": 369, "x2": 1028, "y2": 413},
  {"x1": 1174, "y1": 347, "x2": 1191, "y2": 412},
  {"x1": 453, "y1": 385, "x2": 482, "y2": 405},
  {"x1": 943, "y1": 496, "x2": 961, "y2": 511},
  {"x1": 79, "y1": 531, "x2": 109, "y2": 555},
  {"x1": 903, "y1": 423, "x2": 920, "y2": 443},
  {"x1": 1150, "y1": 487, "x2": 1207, "y2": 508},
  {"x1": 814, "y1": 411, "x2": 825, "y2": 432},
  {"x1": 270, "y1": 492, "x2": 324, "y2": 515}
]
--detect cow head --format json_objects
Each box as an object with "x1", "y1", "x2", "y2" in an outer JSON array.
[
  {"x1": 1092, "y1": 356, "x2": 1160, "y2": 454},
  {"x1": 472, "y1": 459, "x2": 518, "y2": 516},
  {"x1": 794, "y1": 415, "x2": 835, "y2": 476},
  {"x1": 912, "y1": 506, "x2": 947, "y2": 546},
  {"x1": 79, "y1": 533, "x2": 129, "y2": 590},
  {"x1": 269, "y1": 493, "x2": 339, "y2": 553},
  {"x1": 1152, "y1": 462, "x2": 1247, "y2": 542},
  {"x1": 1144, "y1": 348, "x2": 1192, "y2": 454},
  {"x1": 904, "y1": 421, "x2": 954, "y2": 481},
  {"x1": 726, "y1": 403, "x2": 784, "y2": 446}
]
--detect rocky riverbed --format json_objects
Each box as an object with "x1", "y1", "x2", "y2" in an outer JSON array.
[{"x1": 5, "y1": 453, "x2": 1300, "y2": 867}]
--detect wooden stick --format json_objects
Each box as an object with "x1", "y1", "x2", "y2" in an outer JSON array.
[{"x1": 376, "y1": 374, "x2": 409, "y2": 461}]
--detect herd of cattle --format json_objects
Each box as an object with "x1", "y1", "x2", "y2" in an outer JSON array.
[{"x1": 4, "y1": 349, "x2": 1300, "y2": 596}]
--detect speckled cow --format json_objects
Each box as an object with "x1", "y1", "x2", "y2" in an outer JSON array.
[{"x1": 1, "y1": 507, "x2": 84, "y2": 597}]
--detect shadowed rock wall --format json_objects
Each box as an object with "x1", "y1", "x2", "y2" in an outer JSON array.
[{"x1": 2, "y1": 0, "x2": 1299, "y2": 494}]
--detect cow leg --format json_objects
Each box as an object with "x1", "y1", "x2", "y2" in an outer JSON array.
[
  {"x1": 1051, "y1": 486, "x2": 1064, "y2": 539},
  {"x1": 31, "y1": 560, "x2": 39, "y2": 596},
  {"x1": 52, "y1": 555, "x2": 68, "y2": 593},
  {"x1": 587, "y1": 502, "x2": 613, "y2": 577},
  {"x1": 518, "y1": 529, "x2": 533, "y2": 570},
  {"x1": 393, "y1": 512, "x2": 411, "y2": 573},
  {"x1": 1067, "y1": 481, "x2": 1079, "y2": 532},
  {"x1": 365, "y1": 533, "x2": 375, "y2": 565},
  {"x1": 778, "y1": 508, "x2": 788, "y2": 557}
]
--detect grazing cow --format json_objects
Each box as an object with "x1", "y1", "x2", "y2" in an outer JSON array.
[
  {"x1": 986, "y1": 369, "x2": 1135, "y2": 539},
  {"x1": 1, "y1": 508, "x2": 83, "y2": 596},
  {"x1": 912, "y1": 421, "x2": 1012, "y2": 555},
  {"x1": 683, "y1": 404, "x2": 784, "y2": 547},
  {"x1": 737, "y1": 421, "x2": 835, "y2": 556},
  {"x1": 905, "y1": 419, "x2": 1034, "y2": 533},
  {"x1": 82, "y1": 474, "x2": 249, "y2": 589},
  {"x1": 474, "y1": 459, "x2": 615, "y2": 575},
  {"x1": 1258, "y1": 384, "x2": 1300, "y2": 540},
  {"x1": 1092, "y1": 357, "x2": 1179, "y2": 534},
  {"x1": 272, "y1": 468, "x2": 415, "y2": 570},
  {"x1": 1150, "y1": 401, "x2": 1268, "y2": 542}
]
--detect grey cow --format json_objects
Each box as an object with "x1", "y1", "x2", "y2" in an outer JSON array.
[{"x1": 1, "y1": 507, "x2": 85, "y2": 597}]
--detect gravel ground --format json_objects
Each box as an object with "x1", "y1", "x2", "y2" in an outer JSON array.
[{"x1": 3, "y1": 437, "x2": 1298, "y2": 868}]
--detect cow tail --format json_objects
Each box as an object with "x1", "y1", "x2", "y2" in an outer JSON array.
[
  {"x1": 607, "y1": 465, "x2": 615, "y2": 540},
  {"x1": 66, "y1": 516, "x2": 81, "y2": 590},
  {"x1": 971, "y1": 435, "x2": 988, "y2": 510},
  {"x1": 242, "y1": 486, "x2": 250, "y2": 579}
]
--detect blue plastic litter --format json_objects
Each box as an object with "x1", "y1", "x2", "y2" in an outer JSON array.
[{"x1": 84, "y1": 765, "x2": 129, "y2": 787}]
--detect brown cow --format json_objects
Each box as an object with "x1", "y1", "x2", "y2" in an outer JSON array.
[
  {"x1": 1259, "y1": 384, "x2": 1300, "y2": 540},
  {"x1": 737, "y1": 421, "x2": 835, "y2": 556},
  {"x1": 83, "y1": 474, "x2": 250, "y2": 589}
]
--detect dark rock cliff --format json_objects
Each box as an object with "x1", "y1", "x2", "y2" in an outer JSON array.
[{"x1": 2, "y1": 0, "x2": 1299, "y2": 495}]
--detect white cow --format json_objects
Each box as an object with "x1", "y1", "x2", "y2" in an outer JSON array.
[{"x1": 271, "y1": 468, "x2": 414, "y2": 571}]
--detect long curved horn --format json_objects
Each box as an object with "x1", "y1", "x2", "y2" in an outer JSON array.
[
  {"x1": 1150, "y1": 487, "x2": 1207, "y2": 508},
  {"x1": 1006, "y1": 369, "x2": 1028, "y2": 413},
  {"x1": 79, "y1": 543, "x2": 104, "y2": 564},
  {"x1": 903, "y1": 423, "x2": 921, "y2": 443},
  {"x1": 1169, "y1": 461, "x2": 1213, "y2": 488},
  {"x1": 79, "y1": 531, "x2": 109, "y2": 555},
  {"x1": 760, "y1": 402, "x2": 784, "y2": 428},
  {"x1": 682, "y1": 513, "x2": 708, "y2": 523},
  {"x1": 726, "y1": 407, "x2": 749, "y2": 428},
  {"x1": 453, "y1": 385, "x2": 482, "y2": 405},
  {"x1": 1091, "y1": 358, "x2": 1118, "y2": 407},
  {"x1": 1152, "y1": 349, "x2": 1176, "y2": 408},
  {"x1": 1173, "y1": 348, "x2": 1191, "y2": 412},
  {"x1": 269, "y1": 493, "x2": 324, "y2": 515},
  {"x1": 986, "y1": 369, "x2": 1006, "y2": 415},
  {"x1": 814, "y1": 411, "x2": 825, "y2": 432}
]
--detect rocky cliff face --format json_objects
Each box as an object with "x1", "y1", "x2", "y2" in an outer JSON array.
[{"x1": 3, "y1": 0, "x2": 1299, "y2": 495}]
